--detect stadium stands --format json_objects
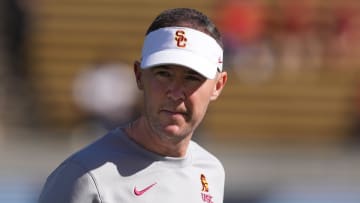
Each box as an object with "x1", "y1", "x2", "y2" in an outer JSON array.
[{"x1": 27, "y1": 0, "x2": 360, "y2": 145}]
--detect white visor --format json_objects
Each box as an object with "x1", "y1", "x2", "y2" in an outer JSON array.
[{"x1": 141, "y1": 27, "x2": 223, "y2": 79}]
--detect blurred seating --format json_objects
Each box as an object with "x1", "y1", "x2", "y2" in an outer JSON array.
[
  {"x1": 29, "y1": 0, "x2": 215, "y2": 129},
  {"x1": 28, "y1": 0, "x2": 360, "y2": 145},
  {"x1": 204, "y1": 71, "x2": 358, "y2": 144}
]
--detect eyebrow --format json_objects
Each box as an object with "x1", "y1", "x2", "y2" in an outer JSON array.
[{"x1": 154, "y1": 65, "x2": 201, "y2": 75}]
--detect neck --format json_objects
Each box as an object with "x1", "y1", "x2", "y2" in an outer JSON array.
[{"x1": 124, "y1": 116, "x2": 191, "y2": 157}]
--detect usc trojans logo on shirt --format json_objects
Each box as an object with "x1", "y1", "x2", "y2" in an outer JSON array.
[
  {"x1": 200, "y1": 174, "x2": 214, "y2": 203},
  {"x1": 200, "y1": 174, "x2": 209, "y2": 192},
  {"x1": 174, "y1": 30, "x2": 187, "y2": 47}
]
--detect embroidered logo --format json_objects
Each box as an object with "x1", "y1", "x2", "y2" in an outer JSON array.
[
  {"x1": 200, "y1": 174, "x2": 209, "y2": 192},
  {"x1": 201, "y1": 193, "x2": 214, "y2": 203},
  {"x1": 200, "y1": 174, "x2": 214, "y2": 203},
  {"x1": 133, "y1": 182, "x2": 157, "y2": 196},
  {"x1": 175, "y1": 30, "x2": 187, "y2": 47}
]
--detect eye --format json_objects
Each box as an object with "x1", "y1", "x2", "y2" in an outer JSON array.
[
  {"x1": 155, "y1": 69, "x2": 171, "y2": 78},
  {"x1": 185, "y1": 73, "x2": 205, "y2": 82}
]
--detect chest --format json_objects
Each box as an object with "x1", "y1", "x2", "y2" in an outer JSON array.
[{"x1": 95, "y1": 167, "x2": 222, "y2": 203}]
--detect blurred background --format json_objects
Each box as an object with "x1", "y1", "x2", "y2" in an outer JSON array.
[{"x1": 1, "y1": 0, "x2": 360, "y2": 202}]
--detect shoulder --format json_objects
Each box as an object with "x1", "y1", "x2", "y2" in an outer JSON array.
[
  {"x1": 67, "y1": 128, "x2": 129, "y2": 167},
  {"x1": 39, "y1": 161, "x2": 101, "y2": 203},
  {"x1": 39, "y1": 128, "x2": 128, "y2": 202},
  {"x1": 190, "y1": 140, "x2": 222, "y2": 163},
  {"x1": 189, "y1": 141, "x2": 225, "y2": 174}
]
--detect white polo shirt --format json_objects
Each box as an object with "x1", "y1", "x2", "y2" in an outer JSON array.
[{"x1": 39, "y1": 128, "x2": 225, "y2": 203}]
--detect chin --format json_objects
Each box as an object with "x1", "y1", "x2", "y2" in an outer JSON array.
[
  {"x1": 163, "y1": 124, "x2": 182, "y2": 134},
  {"x1": 149, "y1": 117, "x2": 192, "y2": 139},
  {"x1": 161, "y1": 125, "x2": 190, "y2": 139}
]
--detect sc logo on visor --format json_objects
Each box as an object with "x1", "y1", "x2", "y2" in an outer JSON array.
[{"x1": 175, "y1": 30, "x2": 187, "y2": 48}]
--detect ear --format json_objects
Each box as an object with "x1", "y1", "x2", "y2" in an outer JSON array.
[
  {"x1": 210, "y1": 71, "x2": 227, "y2": 101},
  {"x1": 134, "y1": 61, "x2": 144, "y2": 90}
]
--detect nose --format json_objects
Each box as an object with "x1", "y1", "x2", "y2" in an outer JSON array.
[{"x1": 166, "y1": 79, "x2": 185, "y2": 101}]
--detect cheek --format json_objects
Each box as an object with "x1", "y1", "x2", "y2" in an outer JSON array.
[
  {"x1": 143, "y1": 81, "x2": 165, "y2": 105},
  {"x1": 150, "y1": 77, "x2": 169, "y2": 92},
  {"x1": 197, "y1": 83, "x2": 216, "y2": 102},
  {"x1": 143, "y1": 77, "x2": 162, "y2": 95},
  {"x1": 188, "y1": 90, "x2": 212, "y2": 116},
  {"x1": 198, "y1": 84, "x2": 216, "y2": 110}
]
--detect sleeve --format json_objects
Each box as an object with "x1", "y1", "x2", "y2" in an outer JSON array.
[{"x1": 38, "y1": 161, "x2": 102, "y2": 203}]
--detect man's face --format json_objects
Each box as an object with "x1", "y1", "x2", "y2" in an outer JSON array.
[{"x1": 136, "y1": 64, "x2": 226, "y2": 140}]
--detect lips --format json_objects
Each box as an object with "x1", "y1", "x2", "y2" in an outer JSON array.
[
  {"x1": 161, "y1": 109, "x2": 186, "y2": 116},
  {"x1": 160, "y1": 107, "x2": 189, "y2": 117}
]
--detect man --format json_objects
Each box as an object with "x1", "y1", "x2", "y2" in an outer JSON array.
[{"x1": 39, "y1": 8, "x2": 228, "y2": 203}]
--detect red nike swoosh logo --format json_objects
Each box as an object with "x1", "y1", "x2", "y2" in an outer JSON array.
[{"x1": 133, "y1": 182, "x2": 157, "y2": 196}]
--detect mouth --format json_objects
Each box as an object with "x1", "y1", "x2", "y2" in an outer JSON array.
[
  {"x1": 160, "y1": 108, "x2": 188, "y2": 118},
  {"x1": 161, "y1": 109, "x2": 186, "y2": 115}
]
